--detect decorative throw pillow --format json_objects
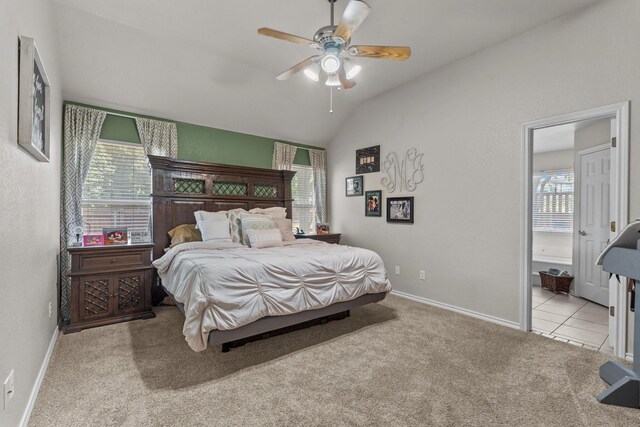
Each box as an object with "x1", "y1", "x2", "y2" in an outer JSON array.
[
  {"x1": 194, "y1": 210, "x2": 231, "y2": 242},
  {"x1": 227, "y1": 208, "x2": 248, "y2": 243},
  {"x1": 246, "y1": 228, "x2": 284, "y2": 249},
  {"x1": 271, "y1": 218, "x2": 296, "y2": 241},
  {"x1": 239, "y1": 213, "x2": 276, "y2": 245},
  {"x1": 167, "y1": 224, "x2": 202, "y2": 247},
  {"x1": 249, "y1": 207, "x2": 287, "y2": 219}
]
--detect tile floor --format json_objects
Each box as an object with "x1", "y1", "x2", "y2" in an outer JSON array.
[{"x1": 531, "y1": 286, "x2": 613, "y2": 354}]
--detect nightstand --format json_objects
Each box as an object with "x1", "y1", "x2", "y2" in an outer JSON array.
[
  {"x1": 65, "y1": 243, "x2": 155, "y2": 333},
  {"x1": 295, "y1": 233, "x2": 342, "y2": 244}
]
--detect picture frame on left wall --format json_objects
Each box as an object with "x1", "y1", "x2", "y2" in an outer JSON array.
[
  {"x1": 345, "y1": 175, "x2": 364, "y2": 197},
  {"x1": 18, "y1": 36, "x2": 50, "y2": 162}
]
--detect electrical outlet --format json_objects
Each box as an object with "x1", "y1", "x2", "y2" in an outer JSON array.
[
  {"x1": 4, "y1": 370, "x2": 14, "y2": 409},
  {"x1": 419, "y1": 270, "x2": 426, "y2": 280},
  {"x1": 395, "y1": 266, "x2": 400, "y2": 275},
  {"x1": 48, "y1": 301, "x2": 52, "y2": 318}
]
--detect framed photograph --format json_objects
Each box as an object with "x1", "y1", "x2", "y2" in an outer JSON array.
[
  {"x1": 316, "y1": 223, "x2": 330, "y2": 234},
  {"x1": 83, "y1": 234, "x2": 104, "y2": 246},
  {"x1": 130, "y1": 231, "x2": 151, "y2": 244},
  {"x1": 387, "y1": 197, "x2": 414, "y2": 224},
  {"x1": 345, "y1": 175, "x2": 363, "y2": 197},
  {"x1": 103, "y1": 227, "x2": 128, "y2": 245},
  {"x1": 18, "y1": 36, "x2": 50, "y2": 162},
  {"x1": 365, "y1": 190, "x2": 382, "y2": 217},
  {"x1": 356, "y1": 145, "x2": 380, "y2": 174}
]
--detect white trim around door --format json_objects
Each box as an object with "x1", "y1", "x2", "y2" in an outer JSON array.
[{"x1": 520, "y1": 102, "x2": 629, "y2": 358}]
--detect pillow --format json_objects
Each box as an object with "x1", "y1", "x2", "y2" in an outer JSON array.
[
  {"x1": 249, "y1": 207, "x2": 287, "y2": 219},
  {"x1": 194, "y1": 210, "x2": 231, "y2": 242},
  {"x1": 227, "y1": 208, "x2": 248, "y2": 243},
  {"x1": 271, "y1": 218, "x2": 296, "y2": 241},
  {"x1": 239, "y1": 213, "x2": 276, "y2": 245},
  {"x1": 167, "y1": 224, "x2": 202, "y2": 247},
  {"x1": 246, "y1": 228, "x2": 284, "y2": 249}
]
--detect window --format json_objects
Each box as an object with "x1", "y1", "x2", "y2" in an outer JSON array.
[
  {"x1": 81, "y1": 140, "x2": 152, "y2": 240},
  {"x1": 291, "y1": 164, "x2": 316, "y2": 233},
  {"x1": 532, "y1": 169, "x2": 574, "y2": 233}
]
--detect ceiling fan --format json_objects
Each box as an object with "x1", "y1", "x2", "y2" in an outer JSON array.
[{"x1": 258, "y1": 0, "x2": 411, "y2": 90}]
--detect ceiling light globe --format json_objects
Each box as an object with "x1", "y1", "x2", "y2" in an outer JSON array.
[
  {"x1": 303, "y1": 67, "x2": 319, "y2": 82},
  {"x1": 346, "y1": 64, "x2": 361, "y2": 80},
  {"x1": 325, "y1": 74, "x2": 341, "y2": 87},
  {"x1": 321, "y1": 54, "x2": 340, "y2": 74}
]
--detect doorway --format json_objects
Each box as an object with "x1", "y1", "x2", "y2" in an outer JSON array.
[{"x1": 521, "y1": 102, "x2": 629, "y2": 358}]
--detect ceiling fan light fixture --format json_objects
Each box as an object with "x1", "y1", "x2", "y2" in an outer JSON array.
[
  {"x1": 303, "y1": 63, "x2": 320, "y2": 81},
  {"x1": 345, "y1": 62, "x2": 361, "y2": 80},
  {"x1": 325, "y1": 74, "x2": 341, "y2": 86},
  {"x1": 321, "y1": 54, "x2": 341, "y2": 74}
]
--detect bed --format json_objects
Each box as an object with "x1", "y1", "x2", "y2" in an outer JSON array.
[{"x1": 148, "y1": 155, "x2": 390, "y2": 351}]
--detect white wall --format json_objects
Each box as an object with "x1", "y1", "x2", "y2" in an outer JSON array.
[
  {"x1": 0, "y1": 0, "x2": 62, "y2": 425},
  {"x1": 329, "y1": 0, "x2": 640, "y2": 325}
]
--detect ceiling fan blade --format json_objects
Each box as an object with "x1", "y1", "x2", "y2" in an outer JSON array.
[
  {"x1": 258, "y1": 28, "x2": 314, "y2": 45},
  {"x1": 334, "y1": 0, "x2": 372, "y2": 41},
  {"x1": 351, "y1": 45, "x2": 411, "y2": 61},
  {"x1": 276, "y1": 56, "x2": 319, "y2": 80},
  {"x1": 338, "y1": 64, "x2": 356, "y2": 89}
]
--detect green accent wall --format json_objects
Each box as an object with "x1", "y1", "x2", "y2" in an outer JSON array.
[{"x1": 66, "y1": 102, "x2": 319, "y2": 167}]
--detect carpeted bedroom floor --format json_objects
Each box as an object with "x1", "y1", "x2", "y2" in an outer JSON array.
[{"x1": 29, "y1": 295, "x2": 640, "y2": 426}]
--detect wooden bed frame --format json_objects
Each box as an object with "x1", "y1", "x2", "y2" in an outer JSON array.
[{"x1": 149, "y1": 155, "x2": 387, "y2": 351}]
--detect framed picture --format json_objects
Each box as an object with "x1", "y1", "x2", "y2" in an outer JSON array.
[
  {"x1": 387, "y1": 197, "x2": 414, "y2": 224},
  {"x1": 316, "y1": 223, "x2": 330, "y2": 234},
  {"x1": 18, "y1": 36, "x2": 50, "y2": 162},
  {"x1": 103, "y1": 227, "x2": 128, "y2": 245},
  {"x1": 355, "y1": 145, "x2": 380, "y2": 174},
  {"x1": 83, "y1": 234, "x2": 104, "y2": 246},
  {"x1": 365, "y1": 190, "x2": 382, "y2": 217},
  {"x1": 345, "y1": 175, "x2": 363, "y2": 197},
  {"x1": 130, "y1": 231, "x2": 151, "y2": 244}
]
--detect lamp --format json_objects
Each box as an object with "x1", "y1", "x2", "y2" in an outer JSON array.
[
  {"x1": 325, "y1": 74, "x2": 341, "y2": 86},
  {"x1": 304, "y1": 62, "x2": 320, "y2": 81},
  {"x1": 321, "y1": 53, "x2": 340, "y2": 74},
  {"x1": 345, "y1": 62, "x2": 362, "y2": 80}
]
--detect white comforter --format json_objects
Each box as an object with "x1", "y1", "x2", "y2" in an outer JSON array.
[{"x1": 153, "y1": 239, "x2": 391, "y2": 351}]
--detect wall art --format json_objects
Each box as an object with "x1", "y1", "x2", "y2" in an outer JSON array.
[
  {"x1": 345, "y1": 175, "x2": 363, "y2": 197},
  {"x1": 387, "y1": 197, "x2": 414, "y2": 224},
  {"x1": 355, "y1": 145, "x2": 380, "y2": 174},
  {"x1": 18, "y1": 36, "x2": 50, "y2": 162},
  {"x1": 365, "y1": 190, "x2": 382, "y2": 217},
  {"x1": 381, "y1": 148, "x2": 424, "y2": 193}
]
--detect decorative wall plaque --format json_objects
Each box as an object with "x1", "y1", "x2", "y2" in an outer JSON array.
[
  {"x1": 355, "y1": 145, "x2": 380, "y2": 174},
  {"x1": 381, "y1": 148, "x2": 424, "y2": 193}
]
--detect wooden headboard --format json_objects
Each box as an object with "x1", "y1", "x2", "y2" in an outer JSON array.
[{"x1": 149, "y1": 155, "x2": 295, "y2": 303}]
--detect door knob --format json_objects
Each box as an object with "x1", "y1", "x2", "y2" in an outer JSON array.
[{"x1": 579, "y1": 230, "x2": 587, "y2": 236}]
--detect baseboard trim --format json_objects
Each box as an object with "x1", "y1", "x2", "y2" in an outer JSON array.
[
  {"x1": 19, "y1": 327, "x2": 58, "y2": 427},
  {"x1": 390, "y1": 290, "x2": 520, "y2": 330}
]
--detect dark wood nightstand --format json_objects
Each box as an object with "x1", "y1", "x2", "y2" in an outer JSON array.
[
  {"x1": 65, "y1": 243, "x2": 155, "y2": 333},
  {"x1": 295, "y1": 233, "x2": 342, "y2": 244}
]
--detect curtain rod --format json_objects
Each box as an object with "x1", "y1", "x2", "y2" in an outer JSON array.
[{"x1": 106, "y1": 111, "x2": 138, "y2": 120}]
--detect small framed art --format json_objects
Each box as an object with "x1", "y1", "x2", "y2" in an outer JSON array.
[
  {"x1": 345, "y1": 175, "x2": 363, "y2": 197},
  {"x1": 18, "y1": 36, "x2": 50, "y2": 162},
  {"x1": 316, "y1": 223, "x2": 330, "y2": 234},
  {"x1": 355, "y1": 145, "x2": 380, "y2": 174},
  {"x1": 83, "y1": 234, "x2": 104, "y2": 246},
  {"x1": 365, "y1": 190, "x2": 382, "y2": 217},
  {"x1": 387, "y1": 197, "x2": 414, "y2": 224},
  {"x1": 103, "y1": 227, "x2": 128, "y2": 245}
]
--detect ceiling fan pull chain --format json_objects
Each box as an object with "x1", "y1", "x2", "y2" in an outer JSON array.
[{"x1": 330, "y1": 86, "x2": 334, "y2": 114}]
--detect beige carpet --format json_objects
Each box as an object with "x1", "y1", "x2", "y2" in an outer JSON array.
[{"x1": 29, "y1": 295, "x2": 640, "y2": 426}]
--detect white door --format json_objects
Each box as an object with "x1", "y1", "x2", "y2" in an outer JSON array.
[{"x1": 577, "y1": 146, "x2": 610, "y2": 306}]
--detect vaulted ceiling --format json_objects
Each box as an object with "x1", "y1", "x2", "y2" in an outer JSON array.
[{"x1": 52, "y1": 0, "x2": 601, "y2": 146}]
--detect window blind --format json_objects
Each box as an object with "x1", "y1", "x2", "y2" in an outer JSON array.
[
  {"x1": 532, "y1": 169, "x2": 574, "y2": 233},
  {"x1": 291, "y1": 164, "x2": 316, "y2": 233},
  {"x1": 81, "y1": 140, "x2": 152, "y2": 237}
]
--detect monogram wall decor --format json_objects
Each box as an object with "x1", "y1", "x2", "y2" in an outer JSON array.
[{"x1": 381, "y1": 148, "x2": 424, "y2": 193}]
